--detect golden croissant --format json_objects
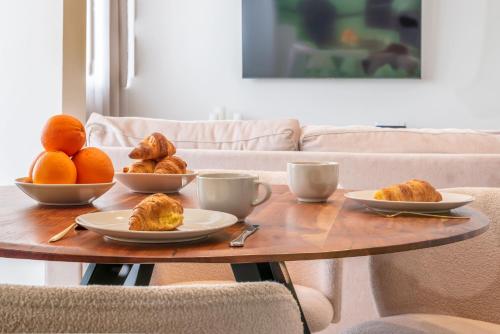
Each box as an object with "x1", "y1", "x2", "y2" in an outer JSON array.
[
  {"x1": 123, "y1": 160, "x2": 156, "y2": 173},
  {"x1": 155, "y1": 156, "x2": 187, "y2": 174},
  {"x1": 374, "y1": 179, "x2": 442, "y2": 202},
  {"x1": 129, "y1": 133, "x2": 176, "y2": 160},
  {"x1": 129, "y1": 193, "x2": 183, "y2": 231}
]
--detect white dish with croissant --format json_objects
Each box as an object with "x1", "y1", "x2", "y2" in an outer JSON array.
[
  {"x1": 76, "y1": 208, "x2": 238, "y2": 243},
  {"x1": 345, "y1": 190, "x2": 474, "y2": 213},
  {"x1": 116, "y1": 132, "x2": 197, "y2": 193},
  {"x1": 346, "y1": 180, "x2": 474, "y2": 212}
]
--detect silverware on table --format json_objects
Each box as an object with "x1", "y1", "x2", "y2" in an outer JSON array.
[
  {"x1": 230, "y1": 224, "x2": 259, "y2": 247},
  {"x1": 48, "y1": 223, "x2": 82, "y2": 243},
  {"x1": 365, "y1": 207, "x2": 469, "y2": 219}
]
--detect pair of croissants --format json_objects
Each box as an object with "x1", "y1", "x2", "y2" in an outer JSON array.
[{"x1": 123, "y1": 133, "x2": 188, "y2": 174}]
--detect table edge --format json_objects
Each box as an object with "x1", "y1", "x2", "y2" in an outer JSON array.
[{"x1": 0, "y1": 222, "x2": 489, "y2": 264}]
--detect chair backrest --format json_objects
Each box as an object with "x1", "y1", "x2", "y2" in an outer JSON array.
[
  {"x1": 0, "y1": 282, "x2": 302, "y2": 333},
  {"x1": 370, "y1": 187, "x2": 500, "y2": 323}
]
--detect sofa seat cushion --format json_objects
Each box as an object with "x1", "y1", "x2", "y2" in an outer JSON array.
[
  {"x1": 168, "y1": 280, "x2": 333, "y2": 333},
  {"x1": 102, "y1": 147, "x2": 500, "y2": 189},
  {"x1": 342, "y1": 314, "x2": 500, "y2": 334},
  {"x1": 86, "y1": 113, "x2": 300, "y2": 151},
  {"x1": 301, "y1": 126, "x2": 500, "y2": 153}
]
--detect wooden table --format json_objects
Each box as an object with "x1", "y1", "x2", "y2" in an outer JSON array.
[{"x1": 0, "y1": 183, "x2": 489, "y2": 334}]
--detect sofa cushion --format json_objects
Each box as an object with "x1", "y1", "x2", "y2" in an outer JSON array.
[
  {"x1": 301, "y1": 126, "x2": 500, "y2": 153},
  {"x1": 342, "y1": 314, "x2": 500, "y2": 334},
  {"x1": 86, "y1": 113, "x2": 300, "y2": 151},
  {"x1": 102, "y1": 147, "x2": 500, "y2": 189}
]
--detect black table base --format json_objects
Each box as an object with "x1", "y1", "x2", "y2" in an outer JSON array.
[
  {"x1": 82, "y1": 262, "x2": 310, "y2": 333},
  {"x1": 81, "y1": 263, "x2": 154, "y2": 286}
]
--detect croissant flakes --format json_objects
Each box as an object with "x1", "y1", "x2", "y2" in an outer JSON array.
[{"x1": 374, "y1": 179, "x2": 442, "y2": 202}]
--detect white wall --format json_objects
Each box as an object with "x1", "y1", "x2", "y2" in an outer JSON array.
[
  {"x1": 0, "y1": 0, "x2": 63, "y2": 185},
  {"x1": 0, "y1": 0, "x2": 63, "y2": 285},
  {"x1": 123, "y1": 0, "x2": 500, "y2": 128}
]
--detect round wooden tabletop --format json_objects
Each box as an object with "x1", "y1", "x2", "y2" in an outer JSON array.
[{"x1": 0, "y1": 183, "x2": 489, "y2": 264}]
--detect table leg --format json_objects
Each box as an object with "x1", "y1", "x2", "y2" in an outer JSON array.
[
  {"x1": 231, "y1": 262, "x2": 311, "y2": 334},
  {"x1": 81, "y1": 264, "x2": 154, "y2": 286}
]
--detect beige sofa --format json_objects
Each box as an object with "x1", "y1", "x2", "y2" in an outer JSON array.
[
  {"x1": 85, "y1": 114, "x2": 500, "y2": 333},
  {"x1": 88, "y1": 113, "x2": 500, "y2": 189}
]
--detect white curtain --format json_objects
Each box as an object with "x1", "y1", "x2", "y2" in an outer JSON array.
[{"x1": 86, "y1": 0, "x2": 134, "y2": 118}]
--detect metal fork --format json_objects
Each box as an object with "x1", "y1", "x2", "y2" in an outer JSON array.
[
  {"x1": 230, "y1": 224, "x2": 259, "y2": 247},
  {"x1": 365, "y1": 207, "x2": 469, "y2": 219}
]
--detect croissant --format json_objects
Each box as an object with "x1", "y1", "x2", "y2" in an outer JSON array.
[
  {"x1": 374, "y1": 179, "x2": 442, "y2": 202},
  {"x1": 154, "y1": 156, "x2": 187, "y2": 174},
  {"x1": 129, "y1": 193, "x2": 183, "y2": 231},
  {"x1": 123, "y1": 160, "x2": 156, "y2": 173},
  {"x1": 129, "y1": 133, "x2": 176, "y2": 160}
]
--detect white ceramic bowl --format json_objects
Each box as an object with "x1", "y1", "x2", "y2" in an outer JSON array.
[
  {"x1": 15, "y1": 178, "x2": 115, "y2": 206},
  {"x1": 114, "y1": 171, "x2": 197, "y2": 193}
]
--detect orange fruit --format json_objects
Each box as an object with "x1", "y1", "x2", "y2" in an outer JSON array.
[
  {"x1": 32, "y1": 151, "x2": 77, "y2": 184},
  {"x1": 41, "y1": 114, "x2": 86, "y2": 156},
  {"x1": 23, "y1": 151, "x2": 45, "y2": 183},
  {"x1": 72, "y1": 147, "x2": 114, "y2": 184}
]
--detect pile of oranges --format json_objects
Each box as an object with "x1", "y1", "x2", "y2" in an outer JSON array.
[{"x1": 26, "y1": 115, "x2": 114, "y2": 184}]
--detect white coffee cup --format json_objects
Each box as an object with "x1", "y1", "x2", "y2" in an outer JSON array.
[
  {"x1": 197, "y1": 173, "x2": 272, "y2": 221},
  {"x1": 287, "y1": 162, "x2": 339, "y2": 202}
]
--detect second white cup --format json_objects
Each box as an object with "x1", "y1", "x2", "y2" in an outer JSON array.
[{"x1": 287, "y1": 162, "x2": 339, "y2": 202}]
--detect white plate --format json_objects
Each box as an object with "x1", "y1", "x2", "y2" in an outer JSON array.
[
  {"x1": 76, "y1": 208, "x2": 238, "y2": 243},
  {"x1": 15, "y1": 178, "x2": 115, "y2": 206},
  {"x1": 114, "y1": 172, "x2": 197, "y2": 193},
  {"x1": 344, "y1": 190, "x2": 474, "y2": 213}
]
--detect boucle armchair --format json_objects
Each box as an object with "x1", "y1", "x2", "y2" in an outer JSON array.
[
  {"x1": 151, "y1": 170, "x2": 337, "y2": 333},
  {"x1": 344, "y1": 187, "x2": 500, "y2": 334},
  {"x1": 0, "y1": 282, "x2": 302, "y2": 334}
]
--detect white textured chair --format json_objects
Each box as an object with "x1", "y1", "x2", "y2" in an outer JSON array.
[
  {"x1": 151, "y1": 170, "x2": 338, "y2": 333},
  {"x1": 0, "y1": 282, "x2": 302, "y2": 333},
  {"x1": 343, "y1": 188, "x2": 500, "y2": 334}
]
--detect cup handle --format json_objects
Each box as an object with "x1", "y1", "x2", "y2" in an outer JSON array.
[{"x1": 252, "y1": 181, "x2": 272, "y2": 207}]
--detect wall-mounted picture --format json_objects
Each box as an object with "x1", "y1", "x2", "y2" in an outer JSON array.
[{"x1": 242, "y1": 0, "x2": 422, "y2": 78}]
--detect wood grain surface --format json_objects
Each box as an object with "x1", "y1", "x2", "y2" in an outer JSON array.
[{"x1": 0, "y1": 182, "x2": 489, "y2": 264}]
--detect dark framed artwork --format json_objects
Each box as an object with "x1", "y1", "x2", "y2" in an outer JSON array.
[{"x1": 242, "y1": 0, "x2": 422, "y2": 78}]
